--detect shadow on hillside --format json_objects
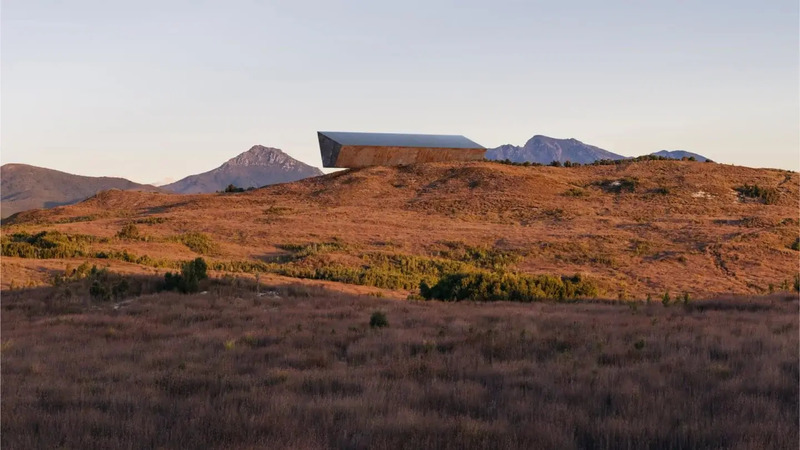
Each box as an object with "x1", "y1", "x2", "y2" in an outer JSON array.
[{"x1": 142, "y1": 200, "x2": 195, "y2": 215}]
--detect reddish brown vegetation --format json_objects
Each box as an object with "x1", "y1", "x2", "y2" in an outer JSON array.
[
  {"x1": 2, "y1": 279, "x2": 797, "y2": 449},
  {"x1": 3, "y1": 160, "x2": 798, "y2": 297}
]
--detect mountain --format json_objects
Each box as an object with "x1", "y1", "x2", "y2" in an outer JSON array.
[
  {"x1": 163, "y1": 145, "x2": 323, "y2": 194},
  {"x1": 651, "y1": 150, "x2": 710, "y2": 162},
  {"x1": 0, "y1": 164, "x2": 162, "y2": 219},
  {"x1": 486, "y1": 135, "x2": 625, "y2": 164}
]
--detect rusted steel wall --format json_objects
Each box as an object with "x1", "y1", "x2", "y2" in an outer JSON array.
[{"x1": 329, "y1": 146, "x2": 485, "y2": 168}]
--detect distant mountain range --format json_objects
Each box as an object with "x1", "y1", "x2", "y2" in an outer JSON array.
[
  {"x1": 2, "y1": 146, "x2": 323, "y2": 218},
  {"x1": 0, "y1": 164, "x2": 163, "y2": 219},
  {"x1": 1, "y1": 138, "x2": 711, "y2": 218},
  {"x1": 163, "y1": 146, "x2": 323, "y2": 194},
  {"x1": 487, "y1": 135, "x2": 625, "y2": 164},
  {"x1": 486, "y1": 135, "x2": 709, "y2": 164}
]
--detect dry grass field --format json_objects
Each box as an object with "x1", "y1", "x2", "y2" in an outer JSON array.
[
  {"x1": 2, "y1": 159, "x2": 798, "y2": 449},
  {"x1": 2, "y1": 277, "x2": 797, "y2": 449},
  {"x1": 2, "y1": 160, "x2": 798, "y2": 298}
]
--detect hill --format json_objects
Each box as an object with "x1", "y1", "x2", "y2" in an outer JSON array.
[
  {"x1": 486, "y1": 135, "x2": 625, "y2": 164},
  {"x1": 162, "y1": 145, "x2": 323, "y2": 194},
  {"x1": 3, "y1": 159, "x2": 797, "y2": 298},
  {"x1": 651, "y1": 150, "x2": 710, "y2": 162},
  {"x1": 0, "y1": 163, "x2": 162, "y2": 219}
]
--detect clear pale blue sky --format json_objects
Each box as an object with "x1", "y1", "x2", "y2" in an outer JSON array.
[{"x1": 2, "y1": 1, "x2": 798, "y2": 183}]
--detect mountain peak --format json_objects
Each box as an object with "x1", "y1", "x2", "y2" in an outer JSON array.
[
  {"x1": 489, "y1": 134, "x2": 625, "y2": 164},
  {"x1": 226, "y1": 146, "x2": 291, "y2": 167},
  {"x1": 163, "y1": 145, "x2": 323, "y2": 194}
]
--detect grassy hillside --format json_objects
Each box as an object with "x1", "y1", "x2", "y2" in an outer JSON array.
[
  {"x1": 2, "y1": 159, "x2": 798, "y2": 298},
  {"x1": 1, "y1": 163, "x2": 163, "y2": 219}
]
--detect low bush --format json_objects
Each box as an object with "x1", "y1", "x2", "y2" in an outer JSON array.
[
  {"x1": 596, "y1": 177, "x2": 638, "y2": 193},
  {"x1": 115, "y1": 223, "x2": 141, "y2": 240},
  {"x1": 369, "y1": 311, "x2": 388, "y2": 328},
  {"x1": 430, "y1": 242, "x2": 522, "y2": 270},
  {"x1": 736, "y1": 184, "x2": 779, "y2": 205},
  {"x1": 164, "y1": 258, "x2": 209, "y2": 293},
  {"x1": 419, "y1": 271, "x2": 598, "y2": 302},
  {"x1": 1, "y1": 231, "x2": 95, "y2": 259},
  {"x1": 134, "y1": 217, "x2": 168, "y2": 225},
  {"x1": 171, "y1": 232, "x2": 219, "y2": 255}
]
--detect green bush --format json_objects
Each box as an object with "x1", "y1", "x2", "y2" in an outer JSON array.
[
  {"x1": 736, "y1": 184, "x2": 779, "y2": 205},
  {"x1": 790, "y1": 238, "x2": 799, "y2": 251},
  {"x1": 164, "y1": 257, "x2": 209, "y2": 293},
  {"x1": 419, "y1": 271, "x2": 598, "y2": 302},
  {"x1": 171, "y1": 233, "x2": 219, "y2": 255},
  {"x1": 1, "y1": 231, "x2": 95, "y2": 259},
  {"x1": 596, "y1": 177, "x2": 638, "y2": 193},
  {"x1": 369, "y1": 311, "x2": 388, "y2": 328},
  {"x1": 115, "y1": 223, "x2": 141, "y2": 240}
]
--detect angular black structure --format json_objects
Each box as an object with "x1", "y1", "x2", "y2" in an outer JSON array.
[{"x1": 318, "y1": 131, "x2": 486, "y2": 168}]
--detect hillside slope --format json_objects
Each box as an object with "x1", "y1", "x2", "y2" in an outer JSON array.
[
  {"x1": 0, "y1": 164, "x2": 162, "y2": 219},
  {"x1": 163, "y1": 145, "x2": 323, "y2": 194},
  {"x1": 3, "y1": 160, "x2": 798, "y2": 297},
  {"x1": 486, "y1": 135, "x2": 625, "y2": 164}
]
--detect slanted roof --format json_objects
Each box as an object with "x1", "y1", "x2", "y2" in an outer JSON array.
[{"x1": 318, "y1": 131, "x2": 485, "y2": 150}]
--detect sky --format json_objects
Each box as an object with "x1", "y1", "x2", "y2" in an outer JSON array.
[{"x1": 2, "y1": 0, "x2": 798, "y2": 184}]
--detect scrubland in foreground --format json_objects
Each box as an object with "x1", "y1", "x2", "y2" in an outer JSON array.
[{"x1": 2, "y1": 279, "x2": 797, "y2": 449}]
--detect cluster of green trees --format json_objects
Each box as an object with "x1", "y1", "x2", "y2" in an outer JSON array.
[{"x1": 419, "y1": 272, "x2": 598, "y2": 302}]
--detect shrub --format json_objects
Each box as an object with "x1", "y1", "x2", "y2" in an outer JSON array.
[
  {"x1": 115, "y1": 223, "x2": 141, "y2": 240},
  {"x1": 420, "y1": 271, "x2": 598, "y2": 302},
  {"x1": 369, "y1": 311, "x2": 388, "y2": 328},
  {"x1": 596, "y1": 177, "x2": 638, "y2": 193},
  {"x1": 736, "y1": 184, "x2": 779, "y2": 205},
  {"x1": 1, "y1": 231, "x2": 95, "y2": 259},
  {"x1": 171, "y1": 233, "x2": 219, "y2": 255},
  {"x1": 662, "y1": 291, "x2": 671, "y2": 307},
  {"x1": 549, "y1": 160, "x2": 563, "y2": 167},
  {"x1": 223, "y1": 184, "x2": 245, "y2": 193},
  {"x1": 431, "y1": 242, "x2": 522, "y2": 270},
  {"x1": 164, "y1": 257, "x2": 209, "y2": 293},
  {"x1": 134, "y1": 217, "x2": 168, "y2": 225},
  {"x1": 790, "y1": 238, "x2": 799, "y2": 251}
]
